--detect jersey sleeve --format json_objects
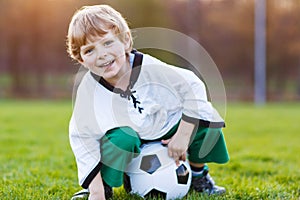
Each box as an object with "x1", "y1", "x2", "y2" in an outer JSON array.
[
  {"x1": 69, "y1": 72, "x2": 104, "y2": 188},
  {"x1": 69, "y1": 116, "x2": 101, "y2": 188},
  {"x1": 141, "y1": 54, "x2": 225, "y2": 128},
  {"x1": 176, "y1": 68, "x2": 225, "y2": 128}
]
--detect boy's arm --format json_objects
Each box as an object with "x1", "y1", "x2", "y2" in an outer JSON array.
[
  {"x1": 88, "y1": 173, "x2": 106, "y2": 200},
  {"x1": 162, "y1": 119, "x2": 195, "y2": 165}
]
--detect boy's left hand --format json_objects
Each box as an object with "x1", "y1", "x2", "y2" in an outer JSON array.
[
  {"x1": 161, "y1": 136, "x2": 188, "y2": 166},
  {"x1": 161, "y1": 119, "x2": 195, "y2": 165}
]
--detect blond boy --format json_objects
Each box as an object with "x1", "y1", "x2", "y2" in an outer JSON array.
[{"x1": 67, "y1": 5, "x2": 229, "y2": 200}]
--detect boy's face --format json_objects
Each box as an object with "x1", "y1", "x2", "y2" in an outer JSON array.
[{"x1": 80, "y1": 30, "x2": 130, "y2": 83}]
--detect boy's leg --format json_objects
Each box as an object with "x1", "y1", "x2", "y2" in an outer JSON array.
[
  {"x1": 100, "y1": 126, "x2": 141, "y2": 187},
  {"x1": 71, "y1": 127, "x2": 140, "y2": 200},
  {"x1": 188, "y1": 127, "x2": 229, "y2": 195}
]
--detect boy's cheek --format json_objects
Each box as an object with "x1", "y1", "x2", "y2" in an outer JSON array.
[{"x1": 91, "y1": 67, "x2": 105, "y2": 76}]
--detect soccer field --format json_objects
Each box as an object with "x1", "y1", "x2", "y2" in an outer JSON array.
[{"x1": 0, "y1": 100, "x2": 299, "y2": 199}]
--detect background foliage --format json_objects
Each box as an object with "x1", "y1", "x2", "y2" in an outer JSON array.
[{"x1": 0, "y1": 0, "x2": 300, "y2": 101}]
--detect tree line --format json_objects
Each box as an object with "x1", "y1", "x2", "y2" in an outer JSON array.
[{"x1": 0, "y1": 0, "x2": 299, "y2": 101}]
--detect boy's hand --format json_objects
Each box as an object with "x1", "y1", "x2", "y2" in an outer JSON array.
[
  {"x1": 161, "y1": 119, "x2": 195, "y2": 165},
  {"x1": 161, "y1": 139, "x2": 187, "y2": 166}
]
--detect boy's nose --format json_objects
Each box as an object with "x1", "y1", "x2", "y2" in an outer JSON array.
[
  {"x1": 95, "y1": 45, "x2": 107, "y2": 60},
  {"x1": 97, "y1": 53, "x2": 107, "y2": 60},
  {"x1": 96, "y1": 49, "x2": 107, "y2": 60}
]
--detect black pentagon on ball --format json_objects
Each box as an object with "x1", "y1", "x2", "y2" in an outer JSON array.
[
  {"x1": 176, "y1": 164, "x2": 190, "y2": 184},
  {"x1": 144, "y1": 189, "x2": 167, "y2": 199},
  {"x1": 140, "y1": 154, "x2": 161, "y2": 174}
]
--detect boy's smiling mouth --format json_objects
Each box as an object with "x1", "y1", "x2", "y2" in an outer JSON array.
[{"x1": 98, "y1": 59, "x2": 115, "y2": 68}]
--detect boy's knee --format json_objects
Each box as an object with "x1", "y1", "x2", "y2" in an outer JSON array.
[{"x1": 106, "y1": 127, "x2": 141, "y2": 152}]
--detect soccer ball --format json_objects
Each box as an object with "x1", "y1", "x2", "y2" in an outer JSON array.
[{"x1": 124, "y1": 142, "x2": 192, "y2": 200}]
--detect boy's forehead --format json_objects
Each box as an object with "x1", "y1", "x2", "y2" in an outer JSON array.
[{"x1": 85, "y1": 31, "x2": 116, "y2": 44}]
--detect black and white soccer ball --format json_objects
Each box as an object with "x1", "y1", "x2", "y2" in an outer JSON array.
[{"x1": 124, "y1": 142, "x2": 192, "y2": 200}]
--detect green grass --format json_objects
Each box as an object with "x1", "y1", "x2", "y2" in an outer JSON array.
[{"x1": 0, "y1": 100, "x2": 299, "y2": 199}]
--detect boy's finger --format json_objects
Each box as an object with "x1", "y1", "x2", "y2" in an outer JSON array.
[
  {"x1": 167, "y1": 148, "x2": 173, "y2": 158},
  {"x1": 179, "y1": 153, "x2": 186, "y2": 162},
  {"x1": 161, "y1": 139, "x2": 170, "y2": 145}
]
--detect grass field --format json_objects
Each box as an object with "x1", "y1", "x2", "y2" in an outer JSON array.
[{"x1": 0, "y1": 100, "x2": 299, "y2": 200}]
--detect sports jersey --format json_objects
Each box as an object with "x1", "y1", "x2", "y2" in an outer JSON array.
[{"x1": 69, "y1": 50, "x2": 224, "y2": 187}]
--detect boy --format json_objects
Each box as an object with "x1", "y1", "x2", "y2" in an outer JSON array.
[{"x1": 67, "y1": 5, "x2": 229, "y2": 200}]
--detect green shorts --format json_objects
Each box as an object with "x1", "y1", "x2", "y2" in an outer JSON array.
[
  {"x1": 147, "y1": 122, "x2": 229, "y2": 164},
  {"x1": 100, "y1": 123, "x2": 229, "y2": 187}
]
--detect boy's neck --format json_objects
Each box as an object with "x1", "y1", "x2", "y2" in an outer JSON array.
[{"x1": 113, "y1": 73, "x2": 131, "y2": 91}]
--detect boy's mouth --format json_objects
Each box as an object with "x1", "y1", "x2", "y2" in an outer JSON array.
[{"x1": 98, "y1": 60, "x2": 115, "y2": 68}]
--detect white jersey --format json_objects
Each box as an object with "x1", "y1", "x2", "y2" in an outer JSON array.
[{"x1": 69, "y1": 51, "x2": 224, "y2": 187}]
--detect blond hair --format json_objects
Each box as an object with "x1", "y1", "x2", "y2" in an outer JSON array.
[{"x1": 67, "y1": 5, "x2": 133, "y2": 62}]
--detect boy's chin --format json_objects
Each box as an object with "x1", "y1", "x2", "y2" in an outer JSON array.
[
  {"x1": 90, "y1": 70, "x2": 104, "y2": 78},
  {"x1": 102, "y1": 73, "x2": 116, "y2": 80}
]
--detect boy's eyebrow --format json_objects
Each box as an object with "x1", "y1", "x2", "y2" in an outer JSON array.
[
  {"x1": 81, "y1": 35, "x2": 114, "y2": 51},
  {"x1": 81, "y1": 43, "x2": 96, "y2": 52}
]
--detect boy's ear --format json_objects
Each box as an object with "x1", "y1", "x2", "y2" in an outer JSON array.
[
  {"x1": 78, "y1": 58, "x2": 87, "y2": 68},
  {"x1": 124, "y1": 32, "x2": 131, "y2": 51},
  {"x1": 77, "y1": 56, "x2": 84, "y2": 63},
  {"x1": 78, "y1": 59, "x2": 84, "y2": 64}
]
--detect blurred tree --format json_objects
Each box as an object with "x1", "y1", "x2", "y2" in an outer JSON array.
[
  {"x1": 3, "y1": 1, "x2": 27, "y2": 97},
  {"x1": 0, "y1": 0, "x2": 78, "y2": 97},
  {"x1": 167, "y1": 0, "x2": 300, "y2": 101},
  {"x1": 267, "y1": 0, "x2": 300, "y2": 100},
  {"x1": 167, "y1": 0, "x2": 254, "y2": 100},
  {"x1": 1, "y1": 0, "x2": 300, "y2": 100}
]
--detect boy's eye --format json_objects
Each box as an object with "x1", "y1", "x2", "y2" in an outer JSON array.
[
  {"x1": 84, "y1": 48, "x2": 93, "y2": 55},
  {"x1": 104, "y1": 40, "x2": 113, "y2": 46}
]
